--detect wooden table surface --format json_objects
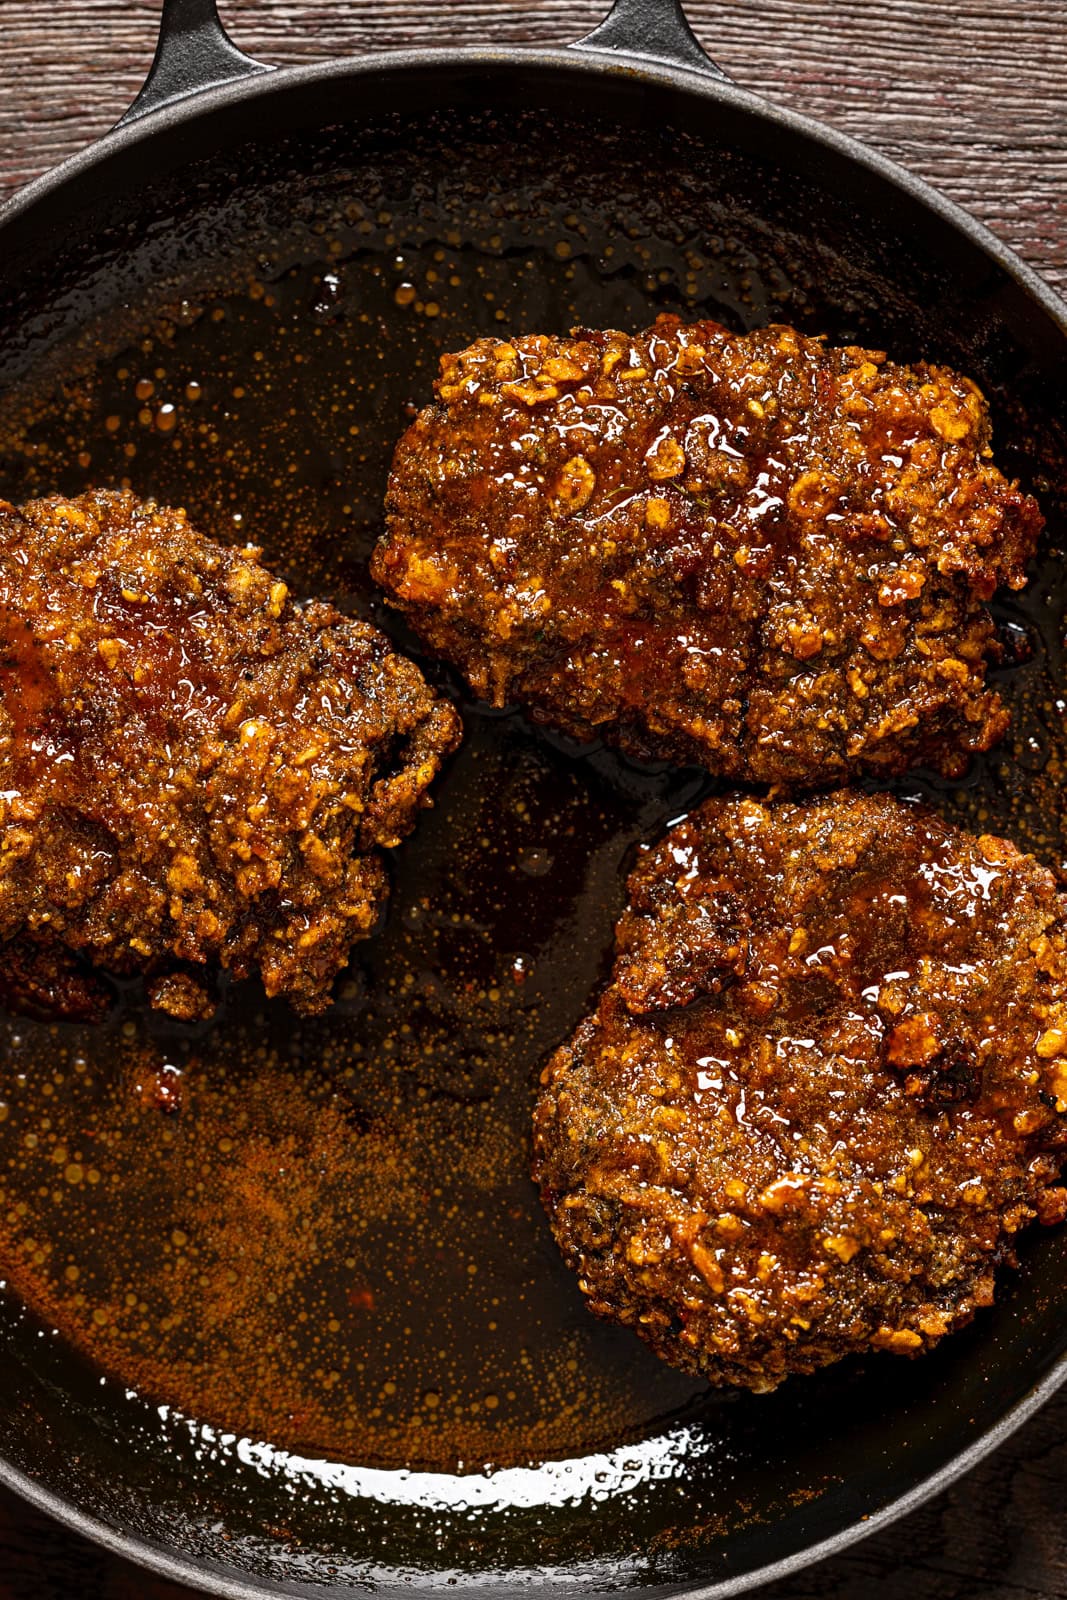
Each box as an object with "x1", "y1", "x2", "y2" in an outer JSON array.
[{"x1": 1, "y1": 1, "x2": 1066, "y2": 1596}]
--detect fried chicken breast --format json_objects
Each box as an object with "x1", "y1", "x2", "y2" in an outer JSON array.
[
  {"x1": 533, "y1": 792, "x2": 1067, "y2": 1390},
  {"x1": 374, "y1": 316, "x2": 1040, "y2": 784},
  {"x1": 0, "y1": 491, "x2": 460, "y2": 1019}
]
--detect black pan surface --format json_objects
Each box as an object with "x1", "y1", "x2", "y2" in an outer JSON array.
[{"x1": 0, "y1": 17, "x2": 1066, "y2": 1598}]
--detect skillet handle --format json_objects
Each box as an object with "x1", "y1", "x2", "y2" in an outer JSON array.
[
  {"x1": 571, "y1": 0, "x2": 731, "y2": 81},
  {"x1": 118, "y1": 0, "x2": 269, "y2": 128}
]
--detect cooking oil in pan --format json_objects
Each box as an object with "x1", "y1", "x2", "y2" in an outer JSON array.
[
  {"x1": 0, "y1": 146, "x2": 1064, "y2": 1480},
  {"x1": 0, "y1": 712, "x2": 712, "y2": 1468}
]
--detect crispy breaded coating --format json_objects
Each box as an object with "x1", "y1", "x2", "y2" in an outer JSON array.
[
  {"x1": 374, "y1": 316, "x2": 1041, "y2": 784},
  {"x1": 0, "y1": 491, "x2": 460, "y2": 1018},
  {"x1": 532, "y1": 792, "x2": 1067, "y2": 1390}
]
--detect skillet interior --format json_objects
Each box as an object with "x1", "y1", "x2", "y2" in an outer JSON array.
[{"x1": 0, "y1": 56, "x2": 1066, "y2": 1598}]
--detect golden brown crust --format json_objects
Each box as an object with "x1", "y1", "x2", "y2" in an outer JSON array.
[
  {"x1": 532, "y1": 792, "x2": 1067, "y2": 1390},
  {"x1": 0, "y1": 490, "x2": 461, "y2": 1017},
  {"x1": 374, "y1": 315, "x2": 1042, "y2": 784}
]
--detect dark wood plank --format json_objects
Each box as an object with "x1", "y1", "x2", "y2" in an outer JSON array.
[{"x1": 0, "y1": 3, "x2": 1065, "y2": 1598}]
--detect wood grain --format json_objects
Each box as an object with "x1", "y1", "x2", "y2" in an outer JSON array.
[{"x1": 0, "y1": 2, "x2": 1066, "y2": 1598}]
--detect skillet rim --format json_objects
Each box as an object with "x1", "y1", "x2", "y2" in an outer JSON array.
[
  {"x1": 2, "y1": 42, "x2": 1067, "y2": 340},
  {"x1": 1, "y1": 37, "x2": 1067, "y2": 1600},
  {"x1": 1, "y1": 1348, "x2": 1067, "y2": 1600}
]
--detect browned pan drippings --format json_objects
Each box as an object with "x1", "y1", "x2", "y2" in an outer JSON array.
[{"x1": 0, "y1": 114, "x2": 1064, "y2": 1484}]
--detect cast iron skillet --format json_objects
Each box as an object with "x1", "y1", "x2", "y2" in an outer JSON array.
[{"x1": 1, "y1": 2, "x2": 1067, "y2": 1596}]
